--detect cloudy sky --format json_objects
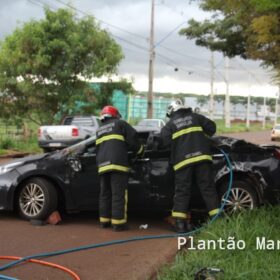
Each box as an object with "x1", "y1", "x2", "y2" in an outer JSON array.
[{"x1": 0, "y1": 0, "x2": 278, "y2": 98}]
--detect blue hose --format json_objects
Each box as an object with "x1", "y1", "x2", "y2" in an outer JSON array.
[
  {"x1": 0, "y1": 149, "x2": 233, "y2": 278},
  {"x1": 0, "y1": 276, "x2": 17, "y2": 280}
]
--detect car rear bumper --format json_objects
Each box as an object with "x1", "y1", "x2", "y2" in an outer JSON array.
[{"x1": 38, "y1": 139, "x2": 83, "y2": 149}]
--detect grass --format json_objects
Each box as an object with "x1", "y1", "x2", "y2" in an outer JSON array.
[
  {"x1": 0, "y1": 136, "x2": 42, "y2": 155},
  {"x1": 158, "y1": 206, "x2": 280, "y2": 280},
  {"x1": 0, "y1": 120, "x2": 41, "y2": 155},
  {"x1": 216, "y1": 119, "x2": 274, "y2": 134}
]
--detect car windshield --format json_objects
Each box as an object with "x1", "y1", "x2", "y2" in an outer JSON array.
[
  {"x1": 275, "y1": 125, "x2": 280, "y2": 130},
  {"x1": 137, "y1": 120, "x2": 159, "y2": 127}
]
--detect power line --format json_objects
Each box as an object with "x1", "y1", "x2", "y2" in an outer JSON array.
[
  {"x1": 158, "y1": 44, "x2": 209, "y2": 62},
  {"x1": 154, "y1": 21, "x2": 187, "y2": 48},
  {"x1": 112, "y1": 34, "x2": 149, "y2": 53},
  {"x1": 157, "y1": 54, "x2": 210, "y2": 79},
  {"x1": 232, "y1": 58, "x2": 264, "y2": 86},
  {"x1": 27, "y1": 0, "x2": 212, "y2": 82},
  {"x1": 52, "y1": 0, "x2": 148, "y2": 41},
  {"x1": 51, "y1": 0, "x2": 211, "y2": 66},
  {"x1": 30, "y1": 0, "x2": 150, "y2": 54},
  {"x1": 27, "y1": 0, "x2": 55, "y2": 11},
  {"x1": 25, "y1": 1, "x2": 167, "y2": 69},
  {"x1": 45, "y1": 0, "x2": 209, "y2": 74}
]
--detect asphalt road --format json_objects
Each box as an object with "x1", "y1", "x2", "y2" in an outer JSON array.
[
  {"x1": 222, "y1": 130, "x2": 279, "y2": 146},
  {"x1": 0, "y1": 212, "x2": 177, "y2": 280},
  {"x1": 0, "y1": 130, "x2": 279, "y2": 280}
]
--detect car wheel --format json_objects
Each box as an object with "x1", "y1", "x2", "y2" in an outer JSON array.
[
  {"x1": 219, "y1": 180, "x2": 258, "y2": 214},
  {"x1": 18, "y1": 178, "x2": 58, "y2": 220},
  {"x1": 43, "y1": 148, "x2": 52, "y2": 153}
]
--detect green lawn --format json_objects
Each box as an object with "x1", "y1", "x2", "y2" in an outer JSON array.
[
  {"x1": 0, "y1": 120, "x2": 41, "y2": 155},
  {"x1": 216, "y1": 119, "x2": 274, "y2": 134},
  {"x1": 0, "y1": 136, "x2": 42, "y2": 155},
  {"x1": 158, "y1": 206, "x2": 280, "y2": 280}
]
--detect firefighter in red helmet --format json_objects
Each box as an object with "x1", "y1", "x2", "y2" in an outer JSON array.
[{"x1": 96, "y1": 105, "x2": 144, "y2": 231}]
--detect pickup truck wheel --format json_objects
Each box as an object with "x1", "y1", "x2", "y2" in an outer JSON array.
[
  {"x1": 219, "y1": 180, "x2": 259, "y2": 214},
  {"x1": 17, "y1": 178, "x2": 58, "y2": 220}
]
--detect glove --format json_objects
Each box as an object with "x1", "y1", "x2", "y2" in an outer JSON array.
[{"x1": 136, "y1": 144, "x2": 145, "y2": 158}]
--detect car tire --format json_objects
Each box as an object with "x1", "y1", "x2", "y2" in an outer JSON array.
[
  {"x1": 219, "y1": 180, "x2": 259, "y2": 214},
  {"x1": 43, "y1": 148, "x2": 52, "y2": 153},
  {"x1": 17, "y1": 178, "x2": 58, "y2": 220}
]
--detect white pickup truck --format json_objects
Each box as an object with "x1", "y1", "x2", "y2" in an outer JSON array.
[{"x1": 38, "y1": 116, "x2": 100, "y2": 152}]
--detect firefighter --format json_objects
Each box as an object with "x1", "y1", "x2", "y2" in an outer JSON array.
[
  {"x1": 159, "y1": 99, "x2": 219, "y2": 233},
  {"x1": 96, "y1": 105, "x2": 144, "y2": 231}
]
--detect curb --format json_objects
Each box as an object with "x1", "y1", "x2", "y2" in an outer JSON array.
[{"x1": 0, "y1": 152, "x2": 30, "y2": 159}]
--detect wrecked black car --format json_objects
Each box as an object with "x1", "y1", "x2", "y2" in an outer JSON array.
[{"x1": 0, "y1": 133, "x2": 279, "y2": 220}]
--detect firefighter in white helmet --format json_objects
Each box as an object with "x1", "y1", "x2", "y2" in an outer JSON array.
[{"x1": 160, "y1": 99, "x2": 219, "y2": 233}]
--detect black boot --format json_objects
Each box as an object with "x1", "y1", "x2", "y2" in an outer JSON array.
[
  {"x1": 100, "y1": 222, "x2": 111, "y2": 228},
  {"x1": 175, "y1": 219, "x2": 188, "y2": 233},
  {"x1": 112, "y1": 223, "x2": 128, "y2": 232}
]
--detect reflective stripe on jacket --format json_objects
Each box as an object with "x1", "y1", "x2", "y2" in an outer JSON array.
[
  {"x1": 160, "y1": 108, "x2": 216, "y2": 171},
  {"x1": 96, "y1": 118, "x2": 143, "y2": 174}
]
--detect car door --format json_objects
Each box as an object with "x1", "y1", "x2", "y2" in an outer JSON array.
[
  {"x1": 128, "y1": 152, "x2": 153, "y2": 210},
  {"x1": 67, "y1": 144, "x2": 100, "y2": 210},
  {"x1": 147, "y1": 149, "x2": 174, "y2": 210},
  {"x1": 128, "y1": 147, "x2": 174, "y2": 211}
]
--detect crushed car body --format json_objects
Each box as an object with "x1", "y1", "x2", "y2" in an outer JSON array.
[{"x1": 0, "y1": 133, "x2": 279, "y2": 219}]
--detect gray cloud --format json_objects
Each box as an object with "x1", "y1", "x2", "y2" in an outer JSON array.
[{"x1": 0, "y1": 0, "x2": 276, "y2": 95}]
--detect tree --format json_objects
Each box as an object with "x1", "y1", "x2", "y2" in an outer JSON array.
[
  {"x1": 180, "y1": 0, "x2": 280, "y2": 81},
  {"x1": 0, "y1": 8, "x2": 124, "y2": 125}
]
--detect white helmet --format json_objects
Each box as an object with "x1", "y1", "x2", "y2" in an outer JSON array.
[{"x1": 166, "y1": 99, "x2": 185, "y2": 117}]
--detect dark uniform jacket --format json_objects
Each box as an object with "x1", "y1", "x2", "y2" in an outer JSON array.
[
  {"x1": 96, "y1": 118, "x2": 143, "y2": 174},
  {"x1": 160, "y1": 108, "x2": 216, "y2": 171}
]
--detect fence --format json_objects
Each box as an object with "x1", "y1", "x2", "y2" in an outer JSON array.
[
  {"x1": 0, "y1": 122, "x2": 36, "y2": 151},
  {"x1": 112, "y1": 90, "x2": 171, "y2": 123},
  {"x1": 113, "y1": 92, "x2": 279, "y2": 123}
]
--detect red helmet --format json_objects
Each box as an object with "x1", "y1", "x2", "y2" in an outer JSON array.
[{"x1": 100, "y1": 105, "x2": 121, "y2": 120}]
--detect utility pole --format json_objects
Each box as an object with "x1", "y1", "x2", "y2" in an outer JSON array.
[
  {"x1": 147, "y1": 0, "x2": 155, "y2": 118},
  {"x1": 263, "y1": 96, "x2": 266, "y2": 129},
  {"x1": 275, "y1": 85, "x2": 280, "y2": 125},
  {"x1": 224, "y1": 57, "x2": 231, "y2": 128},
  {"x1": 209, "y1": 51, "x2": 215, "y2": 120},
  {"x1": 246, "y1": 73, "x2": 251, "y2": 129}
]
